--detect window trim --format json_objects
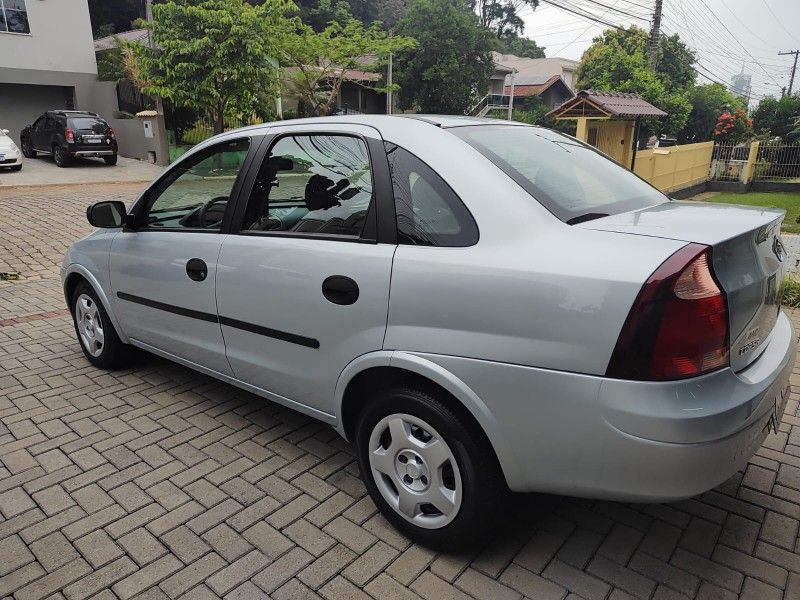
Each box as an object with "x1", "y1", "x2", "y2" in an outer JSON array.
[
  {"x1": 128, "y1": 135, "x2": 259, "y2": 234},
  {"x1": 230, "y1": 130, "x2": 394, "y2": 244},
  {"x1": 384, "y1": 141, "x2": 479, "y2": 248}
]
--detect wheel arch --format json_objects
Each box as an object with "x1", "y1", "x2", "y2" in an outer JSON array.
[
  {"x1": 63, "y1": 265, "x2": 129, "y2": 344},
  {"x1": 335, "y1": 351, "x2": 521, "y2": 488}
]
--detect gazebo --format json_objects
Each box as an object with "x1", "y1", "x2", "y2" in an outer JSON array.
[{"x1": 547, "y1": 90, "x2": 667, "y2": 168}]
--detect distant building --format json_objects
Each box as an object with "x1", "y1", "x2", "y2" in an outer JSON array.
[
  {"x1": 731, "y1": 72, "x2": 752, "y2": 100},
  {"x1": 492, "y1": 53, "x2": 580, "y2": 92}
]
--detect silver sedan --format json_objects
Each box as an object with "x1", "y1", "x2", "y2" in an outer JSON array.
[{"x1": 62, "y1": 115, "x2": 795, "y2": 549}]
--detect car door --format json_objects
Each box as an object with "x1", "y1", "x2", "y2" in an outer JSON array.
[
  {"x1": 30, "y1": 116, "x2": 47, "y2": 150},
  {"x1": 109, "y1": 136, "x2": 256, "y2": 374},
  {"x1": 216, "y1": 124, "x2": 396, "y2": 417}
]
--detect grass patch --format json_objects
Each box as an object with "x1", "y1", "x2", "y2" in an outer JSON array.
[
  {"x1": 782, "y1": 275, "x2": 800, "y2": 308},
  {"x1": 703, "y1": 192, "x2": 800, "y2": 234}
]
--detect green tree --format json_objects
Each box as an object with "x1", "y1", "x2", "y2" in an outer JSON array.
[
  {"x1": 126, "y1": 0, "x2": 294, "y2": 134},
  {"x1": 282, "y1": 18, "x2": 415, "y2": 116},
  {"x1": 494, "y1": 34, "x2": 544, "y2": 58},
  {"x1": 395, "y1": 0, "x2": 494, "y2": 114},
  {"x1": 676, "y1": 83, "x2": 745, "y2": 143},
  {"x1": 751, "y1": 95, "x2": 800, "y2": 139},
  {"x1": 472, "y1": 0, "x2": 538, "y2": 38},
  {"x1": 576, "y1": 26, "x2": 695, "y2": 135}
]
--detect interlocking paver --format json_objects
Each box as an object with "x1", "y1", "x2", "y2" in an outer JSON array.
[{"x1": 5, "y1": 183, "x2": 800, "y2": 598}]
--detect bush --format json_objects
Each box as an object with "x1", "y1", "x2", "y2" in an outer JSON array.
[
  {"x1": 181, "y1": 123, "x2": 214, "y2": 145},
  {"x1": 782, "y1": 275, "x2": 800, "y2": 308}
]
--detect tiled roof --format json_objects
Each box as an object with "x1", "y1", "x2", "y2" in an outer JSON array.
[
  {"x1": 504, "y1": 74, "x2": 567, "y2": 97},
  {"x1": 548, "y1": 90, "x2": 667, "y2": 119}
]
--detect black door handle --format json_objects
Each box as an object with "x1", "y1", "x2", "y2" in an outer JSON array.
[
  {"x1": 186, "y1": 258, "x2": 208, "y2": 282},
  {"x1": 322, "y1": 275, "x2": 359, "y2": 305}
]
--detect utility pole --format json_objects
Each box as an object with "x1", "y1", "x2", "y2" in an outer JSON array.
[
  {"x1": 507, "y1": 69, "x2": 516, "y2": 120},
  {"x1": 145, "y1": 0, "x2": 169, "y2": 166},
  {"x1": 779, "y1": 50, "x2": 799, "y2": 96},
  {"x1": 386, "y1": 42, "x2": 393, "y2": 115},
  {"x1": 648, "y1": 0, "x2": 663, "y2": 69}
]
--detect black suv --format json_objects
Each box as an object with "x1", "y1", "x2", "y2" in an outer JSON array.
[{"x1": 20, "y1": 111, "x2": 118, "y2": 167}]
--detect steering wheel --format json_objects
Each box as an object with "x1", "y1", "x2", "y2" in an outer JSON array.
[{"x1": 197, "y1": 196, "x2": 228, "y2": 228}]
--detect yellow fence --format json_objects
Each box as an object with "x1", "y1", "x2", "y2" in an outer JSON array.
[{"x1": 633, "y1": 141, "x2": 714, "y2": 193}]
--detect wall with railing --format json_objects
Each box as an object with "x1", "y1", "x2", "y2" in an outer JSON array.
[
  {"x1": 633, "y1": 141, "x2": 714, "y2": 193},
  {"x1": 709, "y1": 141, "x2": 800, "y2": 190}
]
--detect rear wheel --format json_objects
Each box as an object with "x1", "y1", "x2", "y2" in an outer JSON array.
[
  {"x1": 356, "y1": 384, "x2": 507, "y2": 550},
  {"x1": 71, "y1": 281, "x2": 131, "y2": 369},
  {"x1": 21, "y1": 137, "x2": 36, "y2": 158},
  {"x1": 104, "y1": 154, "x2": 118, "y2": 166},
  {"x1": 54, "y1": 145, "x2": 70, "y2": 168}
]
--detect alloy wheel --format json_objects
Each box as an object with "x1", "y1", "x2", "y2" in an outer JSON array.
[
  {"x1": 368, "y1": 413, "x2": 462, "y2": 529},
  {"x1": 75, "y1": 293, "x2": 105, "y2": 357}
]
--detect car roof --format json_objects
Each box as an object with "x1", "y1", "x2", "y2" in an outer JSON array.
[
  {"x1": 202, "y1": 114, "x2": 530, "y2": 147},
  {"x1": 48, "y1": 110, "x2": 102, "y2": 118}
]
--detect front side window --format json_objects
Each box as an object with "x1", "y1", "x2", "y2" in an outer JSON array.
[
  {"x1": 243, "y1": 134, "x2": 373, "y2": 238},
  {"x1": 385, "y1": 143, "x2": 478, "y2": 246},
  {"x1": 450, "y1": 125, "x2": 667, "y2": 223},
  {"x1": 141, "y1": 138, "x2": 250, "y2": 230},
  {"x1": 0, "y1": 0, "x2": 30, "y2": 34}
]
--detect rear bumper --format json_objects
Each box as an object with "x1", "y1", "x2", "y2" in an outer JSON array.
[
  {"x1": 410, "y1": 310, "x2": 796, "y2": 501},
  {"x1": 70, "y1": 149, "x2": 115, "y2": 157}
]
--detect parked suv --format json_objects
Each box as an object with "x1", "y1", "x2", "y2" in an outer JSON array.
[{"x1": 21, "y1": 110, "x2": 118, "y2": 167}]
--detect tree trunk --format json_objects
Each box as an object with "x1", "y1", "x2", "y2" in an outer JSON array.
[{"x1": 213, "y1": 108, "x2": 225, "y2": 135}]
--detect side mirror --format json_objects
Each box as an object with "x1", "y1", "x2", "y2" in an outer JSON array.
[
  {"x1": 87, "y1": 201, "x2": 127, "y2": 228},
  {"x1": 1, "y1": 129, "x2": 8, "y2": 135}
]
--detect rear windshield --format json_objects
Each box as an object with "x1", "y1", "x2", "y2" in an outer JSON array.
[
  {"x1": 449, "y1": 125, "x2": 667, "y2": 223},
  {"x1": 69, "y1": 117, "x2": 107, "y2": 131}
]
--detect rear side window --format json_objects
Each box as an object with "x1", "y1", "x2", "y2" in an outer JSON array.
[
  {"x1": 450, "y1": 125, "x2": 667, "y2": 223},
  {"x1": 385, "y1": 142, "x2": 478, "y2": 247}
]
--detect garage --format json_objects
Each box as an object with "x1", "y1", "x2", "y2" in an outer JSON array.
[{"x1": 0, "y1": 83, "x2": 74, "y2": 143}]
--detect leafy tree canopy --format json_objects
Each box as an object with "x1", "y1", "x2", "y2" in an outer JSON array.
[
  {"x1": 128, "y1": 0, "x2": 296, "y2": 134},
  {"x1": 87, "y1": 0, "x2": 143, "y2": 37},
  {"x1": 493, "y1": 34, "x2": 544, "y2": 58},
  {"x1": 713, "y1": 107, "x2": 753, "y2": 144},
  {"x1": 472, "y1": 0, "x2": 538, "y2": 38},
  {"x1": 395, "y1": 0, "x2": 495, "y2": 114},
  {"x1": 282, "y1": 19, "x2": 415, "y2": 116},
  {"x1": 676, "y1": 83, "x2": 745, "y2": 143},
  {"x1": 751, "y1": 95, "x2": 800, "y2": 140},
  {"x1": 576, "y1": 26, "x2": 696, "y2": 134}
]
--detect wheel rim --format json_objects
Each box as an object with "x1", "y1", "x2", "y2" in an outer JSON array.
[
  {"x1": 368, "y1": 413, "x2": 462, "y2": 529},
  {"x1": 75, "y1": 294, "x2": 105, "y2": 357}
]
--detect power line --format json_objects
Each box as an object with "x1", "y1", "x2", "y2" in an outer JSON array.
[
  {"x1": 761, "y1": 0, "x2": 798, "y2": 46},
  {"x1": 568, "y1": 0, "x2": 649, "y2": 22}
]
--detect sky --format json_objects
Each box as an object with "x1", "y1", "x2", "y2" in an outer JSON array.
[{"x1": 517, "y1": 0, "x2": 800, "y2": 105}]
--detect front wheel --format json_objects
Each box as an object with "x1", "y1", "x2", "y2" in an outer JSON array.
[
  {"x1": 104, "y1": 154, "x2": 118, "y2": 166},
  {"x1": 71, "y1": 281, "x2": 131, "y2": 369},
  {"x1": 356, "y1": 384, "x2": 508, "y2": 550},
  {"x1": 21, "y1": 138, "x2": 36, "y2": 158}
]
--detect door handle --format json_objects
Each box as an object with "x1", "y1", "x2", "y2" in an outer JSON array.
[
  {"x1": 186, "y1": 258, "x2": 208, "y2": 282},
  {"x1": 322, "y1": 275, "x2": 359, "y2": 305}
]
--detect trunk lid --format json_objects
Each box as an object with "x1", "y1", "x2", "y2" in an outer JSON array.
[{"x1": 579, "y1": 201, "x2": 786, "y2": 371}]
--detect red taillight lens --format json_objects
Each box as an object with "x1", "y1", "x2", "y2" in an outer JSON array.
[
  {"x1": 108, "y1": 127, "x2": 115, "y2": 139},
  {"x1": 65, "y1": 128, "x2": 74, "y2": 143},
  {"x1": 606, "y1": 243, "x2": 729, "y2": 381}
]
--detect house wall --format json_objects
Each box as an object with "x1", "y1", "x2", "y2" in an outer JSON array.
[{"x1": 0, "y1": 0, "x2": 97, "y2": 75}]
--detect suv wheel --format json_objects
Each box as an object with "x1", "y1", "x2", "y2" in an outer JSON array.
[
  {"x1": 356, "y1": 384, "x2": 507, "y2": 550},
  {"x1": 71, "y1": 281, "x2": 131, "y2": 369},
  {"x1": 21, "y1": 137, "x2": 36, "y2": 158},
  {"x1": 54, "y1": 145, "x2": 70, "y2": 168},
  {"x1": 104, "y1": 154, "x2": 118, "y2": 166}
]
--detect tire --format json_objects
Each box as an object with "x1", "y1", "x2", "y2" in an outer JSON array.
[
  {"x1": 20, "y1": 137, "x2": 36, "y2": 158},
  {"x1": 71, "y1": 280, "x2": 131, "y2": 369},
  {"x1": 104, "y1": 154, "x2": 118, "y2": 166},
  {"x1": 54, "y1": 145, "x2": 70, "y2": 168},
  {"x1": 10, "y1": 165, "x2": 22, "y2": 172},
  {"x1": 356, "y1": 384, "x2": 508, "y2": 550}
]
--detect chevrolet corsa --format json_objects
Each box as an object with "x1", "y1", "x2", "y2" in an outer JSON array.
[{"x1": 63, "y1": 116, "x2": 796, "y2": 548}]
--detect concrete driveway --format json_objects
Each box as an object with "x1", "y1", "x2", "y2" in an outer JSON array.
[
  {"x1": 0, "y1": 156, "x2": 162, "y2": 188},
  {"x1": 2, "y1": 183, "x2": 800, "y2": 599}
]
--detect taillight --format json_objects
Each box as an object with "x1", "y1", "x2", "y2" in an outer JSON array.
[
  {"x1": 606, "y1": 243, "x2": 729, "y2": 381},
  {"x1": 65, "y1": 128, "x2": 74, "y2": 143},
  {"x1": 108, "y1": 127, "x2": 115, "y2": 139}
]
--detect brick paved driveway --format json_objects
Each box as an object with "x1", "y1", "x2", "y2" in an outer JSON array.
[{"x1": 3, "y1": 184, "x2": 800, "y2": 600}]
